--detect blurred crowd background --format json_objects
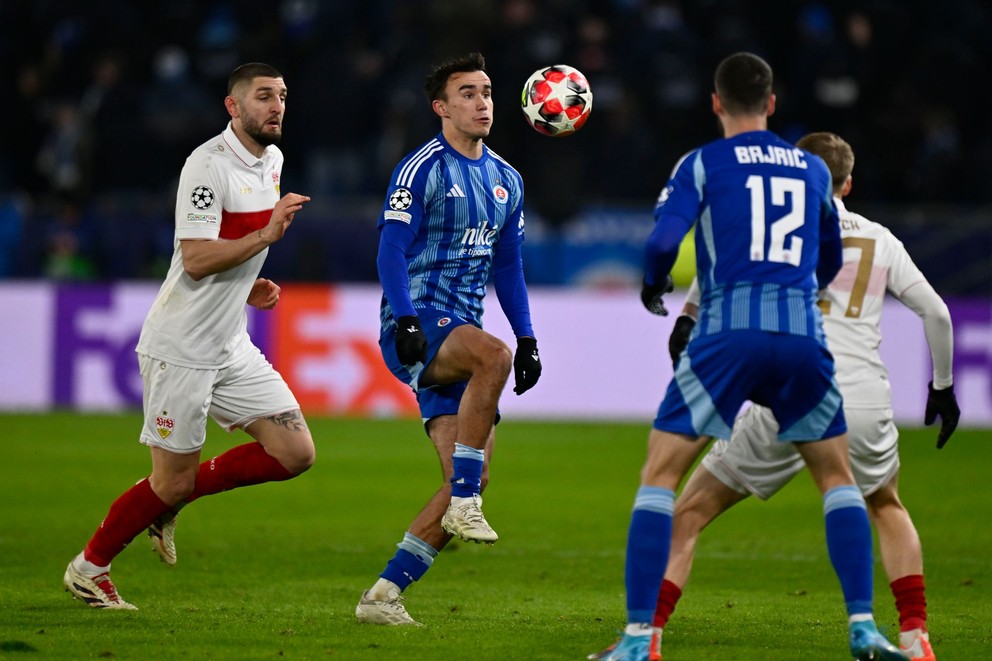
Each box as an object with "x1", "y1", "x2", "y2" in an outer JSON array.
[{"x1": 1, "y1": 0, "x2": 989, "y2": 293}]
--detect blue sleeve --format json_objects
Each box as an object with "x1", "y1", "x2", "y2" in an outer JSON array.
[
  {"x1": 816, "y1": 197, "x2": 842, "y2": 287},
  {"x1": 377, "y1": 222, "x2": 417, "y2": 318},
  {"x1": 645, "y1": 212, "x2": 694, "y2": 286},
  {"x1": 492, "y1": 229, "x2": 534, "y2": 339},
  {"x1": 644, "y1": 150, "x2": 702, "y2": 286}
]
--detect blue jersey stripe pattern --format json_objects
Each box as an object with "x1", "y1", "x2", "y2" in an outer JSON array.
[
  {"x1": 378, "y1": 133, "x2": 525, "y2": 331},
  {"x1": 656, "y1": 131, "x2": 838, "y2": 340}
]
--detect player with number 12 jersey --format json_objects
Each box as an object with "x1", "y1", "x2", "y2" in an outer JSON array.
[
  {"x1": 646, "y1": 129, "x2": 843, "y2": 441},
  {"x1": 650, "y1": 133, "x2": 840, "y2": 343}
]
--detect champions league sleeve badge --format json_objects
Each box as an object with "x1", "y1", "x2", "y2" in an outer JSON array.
[
  {"x1": 389, "y1": 188, "x2": 413, "y2": 211},
  {"x1": 191, "y1": 185, "x2": 215, "y2": 210}
]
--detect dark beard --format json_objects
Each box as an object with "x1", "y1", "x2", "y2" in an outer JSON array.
[{"x1": 243, "y1": 115, "x2": 281, "y2": 146}]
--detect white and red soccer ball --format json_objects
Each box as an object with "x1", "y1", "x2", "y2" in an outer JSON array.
[{"x1": 520, "y1": 64, "x2": 593, "y2": 137}]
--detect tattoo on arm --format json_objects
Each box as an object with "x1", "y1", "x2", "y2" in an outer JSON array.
[{"x1": 264, "y1": 410, "x2": 309, "y2": 432}]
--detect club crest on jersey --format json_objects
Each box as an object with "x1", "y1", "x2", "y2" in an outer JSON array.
[
  {"x1": 272, "y1": 172, "x2": 280, "y2": 193},
  {"x1": 191, "y1": 185, "x2": 215, "y2": 210},
  {"x1": 389, "y1": 188, "x2": 413, "y2": 211},
  {"x1": 156, "y1": 415, "x2": 175, "y2": 440},
  {"x1": 492, "y1": 185, "x2": 508, "y2": 204},
  {"x1": 437, "y1": 317, "x2": 451, "y2": 327}
]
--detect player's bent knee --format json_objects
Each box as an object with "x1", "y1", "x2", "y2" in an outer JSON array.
[
  {"x1": 479, "y1": 341, "x2": 513, "y2": 376},
  {"x1": 150, "y1": 473, "x2": 196, "y2": 506},
  {"x1": 282, "y1": 436, "x2": 315, "y2": 475}
]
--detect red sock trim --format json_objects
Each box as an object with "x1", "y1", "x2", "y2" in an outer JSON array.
[
  {"x1": 84, "y1": 478, "x2": 171, "y2": 567},
  {"x1": 654, "y1": 579, "x2": 683, "y2": 628},
  {"x1": 186, "y1": 442, "x2": 293, "y2": 503},
  {"x1": 890, "y1": 574, "x2": 927, "y2": 632}
]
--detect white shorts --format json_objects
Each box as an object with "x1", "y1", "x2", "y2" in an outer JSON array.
[
  {"x1": 702, "y1": 404, "x2": 900, "y2": 500},
  {"x1": 137, "y1": 347, "x2": 300, "y2": 454}
]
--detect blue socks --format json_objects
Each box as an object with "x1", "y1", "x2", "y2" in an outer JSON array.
[
  {"x1": 451, "y1": 443, "x2": 484, "y2": 498},
  {"x1": 380, "y1": 533, "x2": 438, "y2": 592},
  {"x1": 823, "y1": 485, "x2": 874, "y2": 617},
  {"x1": 625, "y1": 486, "x2": 676, "y2": 624}
]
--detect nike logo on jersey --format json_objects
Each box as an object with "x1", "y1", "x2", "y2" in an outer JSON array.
[{"x1": 446, "y1": 184, "x2": 466, "y2": 198}]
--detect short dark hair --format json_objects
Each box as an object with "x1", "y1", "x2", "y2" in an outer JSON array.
[
  {"x1": 424, "y1": 52, "x2": 487, "y2": 102},
  {"x1": 228, "y1": 62, "x2": 283, "y2": 96},
  {"x1": 796, "y1": 132, "x2": 855, "y2": 193},
  {"x1": 714, "y1": 52, "x2": 773, "y2": 116}
]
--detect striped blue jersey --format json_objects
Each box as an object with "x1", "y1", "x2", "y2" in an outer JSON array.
[
  {"x1": 654, "y1": 130, "x2": 839, "y2": 338},
  {"x1": 378, "y1": 133, "x2": 525, "y2": 330}
]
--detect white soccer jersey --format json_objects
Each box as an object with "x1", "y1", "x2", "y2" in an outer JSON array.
[
  {"x1": 136, "y1": 123, "x2": 283, "y2": 369},
  {"x1": 818, "y1": 198, "x2": 928, "y2": 408}
]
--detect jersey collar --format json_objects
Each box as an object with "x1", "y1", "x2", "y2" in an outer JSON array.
[
  {"x1": 833, "y1": 196, "x2": 848, "y2": 215},
  {"x1": 222, "y1": 122, "x2": 268, "y2": 167},
  {"x1": 437, "y1": 131, "x2": 488, "y2": 164}
]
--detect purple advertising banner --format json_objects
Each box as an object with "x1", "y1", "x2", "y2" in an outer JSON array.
[
  {"x1": 946, "y1": 298, "x2": 992, "y2": 422},
  {"x1": 1, "y1": 283, "x2": 989, "y2": 427}
]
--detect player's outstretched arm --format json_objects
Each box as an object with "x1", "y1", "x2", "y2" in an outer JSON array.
[{"x1": 181, "y1": 192, "x2": 310, "y2": 281}]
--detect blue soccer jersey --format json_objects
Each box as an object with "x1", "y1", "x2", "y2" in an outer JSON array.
[
  {"x1": 377, "y1": 133, "x2": 531, "y2": 337},
  {"x1": 647, "y1": 130, "x2": 841, "y2": 339}
]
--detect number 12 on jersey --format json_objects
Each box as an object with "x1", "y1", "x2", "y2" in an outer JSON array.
[{"x1": 746, "y1": 175, "x2": 805, "y2": 266}]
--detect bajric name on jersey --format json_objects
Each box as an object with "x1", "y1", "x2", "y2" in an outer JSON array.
[{"x1": 734, "y1": 145, "x2": 809, "y2": 169}]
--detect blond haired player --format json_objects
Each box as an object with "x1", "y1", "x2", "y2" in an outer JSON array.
[{"x1": 599, "y1": 132, "x2": 958, "y2": 661}]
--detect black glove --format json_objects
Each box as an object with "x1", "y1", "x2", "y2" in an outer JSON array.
[
  {"x1": 925, "y1": 381, "x2": 960, "y2": 449},
  {"x1": 395, "y1": 315, "x2": 427, "y2": 366},
  {"x1": 668, "y1": 314, "x2": 696, "y2": 367},
  {"x1": 641, "y1": 274, "x2": 675, "y2": 316},
  {"x1": 513, "y1": 337, "x2": 542, "y2": 395}
]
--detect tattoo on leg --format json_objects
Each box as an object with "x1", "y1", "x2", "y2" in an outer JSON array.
[{"x1": 264, "y1": 410, "x2": 308, "y2": 432}]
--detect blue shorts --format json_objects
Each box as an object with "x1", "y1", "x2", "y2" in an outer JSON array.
[
  {"x1": 380, "y1": 308, "x2": 500, "y2": 428},
  {"x1": 654, "y1": 330, "x2": 846, "y2": 442}
]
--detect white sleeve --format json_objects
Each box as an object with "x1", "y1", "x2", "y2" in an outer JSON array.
[
  {"x1": 686, "y1": 277, "x2": 701, "y2": 307},
  {"x1": 175, "y1": 151, "x2": 228, "y2": 240},
  {"x1": 895, "y1": 279, "x2": 954, "y2": 389}
]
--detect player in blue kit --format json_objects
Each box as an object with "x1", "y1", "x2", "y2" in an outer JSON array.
[
  {"x1": 355, "y1": 52, "x2": 542, "y2": 626},
  {"x1": 595, "y1": 53, "x2": 907, "y2": 661}
]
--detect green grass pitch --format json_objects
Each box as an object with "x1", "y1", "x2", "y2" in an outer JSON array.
[{"x1": 0, "y1": 413, "x2": 988, "y2": 659}]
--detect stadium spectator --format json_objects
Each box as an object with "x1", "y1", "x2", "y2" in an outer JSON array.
[
  {"x1": 63, "y1": 63, "x2": 315, "y2": 609},
  {"x1": 599, "y1": 131, "x2": 959, "y2": 661},
  {"x1": 355, "y1": 52, "x2": 542, "y2": 626},
  {"x1": 593, "y1": 53, "x2": 907, "y2": 660}
]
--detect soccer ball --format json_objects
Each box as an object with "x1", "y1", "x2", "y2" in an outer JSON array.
[{"x1": 520, "y1": 65, "x2": 593, "y2": 137}]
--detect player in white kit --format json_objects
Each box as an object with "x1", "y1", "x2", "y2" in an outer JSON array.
[
  {"x1": 63, "y1": 63, "x2": 314, "y2": 610},
  {"x1": 628, "y1": 132, "x2": 959, "y2": 661}
]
